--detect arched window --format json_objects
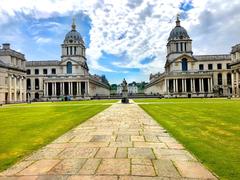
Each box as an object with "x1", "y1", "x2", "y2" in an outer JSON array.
[
  {"x1": 218, "y1": 73, "x2": 222, "y2": 85},
  {"x1": 35, "y1": 78, "x2": 39, "y2": 90},
  {"x1": 67, "y1": 62, "x2": 72, "y2": 74},
  {"x1": 27, "y1": 79, "x2": 31, "y2": 90},
  {"x1": 227, "y1": 73, "x2": 231, "y2": 85},
  {"x1": 182, "y1": 58, "x2": 188, "y2": 71}
]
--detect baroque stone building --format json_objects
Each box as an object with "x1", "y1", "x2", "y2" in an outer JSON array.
[
  {"x1": 145, "y1": 16, "x2": 237, "y2": 98},
  {"x1": 0, "y1": 43, "x2": 26, "y2": 104},
  {"x1": 26, "y1": 20, "x2": 110, "y2": 101},
  {"x1": 230, "y1": 44, "x2": 240, "y2": 97}
]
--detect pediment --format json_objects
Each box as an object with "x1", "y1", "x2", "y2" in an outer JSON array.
[
  {"x1": 59, "y1": 58, "x2": 80, "y2": 66},
  {"x1": 173, "y1": 54, "x2": 195, "y2": 63}
]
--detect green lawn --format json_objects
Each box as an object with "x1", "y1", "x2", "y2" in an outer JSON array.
[
  {"x1": 134, "y1": 98, "x2": 240, "y2": 180},
  {"x1": 0, "y1": 100, "x2": 117, "y2": 172}
]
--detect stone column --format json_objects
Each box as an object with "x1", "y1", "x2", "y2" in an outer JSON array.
[
  {"x1": 79, "y1": 82, "x2": 82, "y2": 96},
  {"x1": 19, "y1": 78, "x2": 22, "y2": 101},
  {"x1": 201, "y1": 79, "x2": 204, "y2": 93},
  {"x1": 8, "y1": 76, "x2": 12, "y2": 102},
  {"x1": 208, "y1": 78, "x2": 211, "y2": 93},
  {"x1": 85, "y1": 81, "x2": 88, "y2": 95},
  {"x1": 236, "y1": 72, "x2": 239, "y2": 97},
  {"x1": 70, "y1": 82, "x2": 73, "y2": 95},
  {"x1": 184, "y1": 79, "x2": 187, "y2": 93},
  {"x1": 210, "y1": 78, "x2": 213, "y2": 93},
  {"x1": 164, "y1": 79, "x2": 167, "y2": 94},
  {"x1": 176, "y1": 79, "x2": 178, "y2": 93},
  {"x1": 173, "y1": 79, "x2": 176, "y2": 92},
  {"x1": 55, "y1": 82, "x2": 57, "y2": 96},
  {"x1": 199, "y1": 79, "x2": 202, "y2": 92},
  {"x1": 68, "y1": 82, "x2": 71, "y2": 95},
  {"x1": 62, "y1": 82, "x2": 65, "y2": 95},
  {"x1": 46, "y1": 83, "x2": 48, "y2": 97},
  {"x1": 232, "y1": 72, "x2": 235, "y2": 97},
  {"x1": 76, "y1": 82, "x2": 79, "y2": 95},
  {"x1": 23, "y1": 78, "x2": 26, "y2": 101},
  {"x1": 52, "y1": 83, "x2": 55, "y2": 96},
  {"x1": 181, "y1": 79, "x2": 184, "y2": 92},
  {"x1": 13, "y1": 77, "x2": 17, "y2": 102},
  {"x1": 192, "y1": 79, "x2": 195, "y2": 93}
]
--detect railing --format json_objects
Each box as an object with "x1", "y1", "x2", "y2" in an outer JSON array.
[{"x1": 167, "y1": 70, "x2": 213, "y2": 76}]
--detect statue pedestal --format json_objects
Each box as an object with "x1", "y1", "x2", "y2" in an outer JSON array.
[{"x1": 121, "y1": 91, "x2": 129, "y2": 103}]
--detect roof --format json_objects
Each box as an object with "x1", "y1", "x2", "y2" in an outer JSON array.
[
  {"x1": 168, "y1": 26, "x2": 190, "y2": 41},
  {"x1": 231, "y1": 44, "x2": 240, "y2": 54},
  {"x1": 26, "y1": 60, "x2": 59, "y2": 66},
  {"x1": 0, "y1": 59, "x2": 25, "y2": 72},
  {"x1": 193, "y1": 54, "x2": 231, "y2": 61},
  {"x1": 0, "y1": 59, "x2": 7, "y2": 68}
]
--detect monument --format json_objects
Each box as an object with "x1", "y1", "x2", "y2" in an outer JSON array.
[{"x1": 121, "y1": 79, "x2": 129, "y2": 103}]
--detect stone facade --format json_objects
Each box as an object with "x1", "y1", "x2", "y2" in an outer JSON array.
[
  {"x1": 230, "y1": 44, "x2": 240, "y2": 97},
  {"x1": 0, "y1": 43, "x2": 26, "y2": 104},
  {"x1": 145, "y1": 16, "x2": 234, "y2": 98},
  {"x1": 26, "y1": 20, "x2": 110, "y2": 101}
]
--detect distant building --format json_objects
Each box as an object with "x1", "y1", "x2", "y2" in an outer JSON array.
[
  {"x1": 145, "y1": 15, "x2": 236, "y2": 98},
  {"x1": 128, "y1": 82, "x2": 138, "y2": 94},
  {"x1": 117, "y1": 82, "x2": 138, "y2": 94},
  {"x1": 0, "y1": 43, "x2": 26, "y2": 104},
  {"x1": 26, "y1": 19, "x2": 110, "y2": 101}
]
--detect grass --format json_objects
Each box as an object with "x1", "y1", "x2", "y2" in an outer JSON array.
[
  {"x1": 134, "y1": 98, "x2": 240, "y2": 180},
  {"x1": 0, "y1": 100, "x2": 117, "y2": 172}
]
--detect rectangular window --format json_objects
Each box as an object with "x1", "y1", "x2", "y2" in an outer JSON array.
[
  {"x1": 180, "y1": 42, "x2": 183, "y2": 51},
  {"x1": 184, "y1": 42, "x2": 187, "y2": 51},
  {"x1": 199, "y1": 64, "x2": 204, "y2": 70},
  {"x1": 217, "y1": 63, "x2": 222, "y2": 70},
  {"x1": 226, "y1": 63, "x2": 231, "y2": 69},
  {"x1": 208, "y1": 64, "x2": 213, "y2": 70},
  {"x1": 35, "y1": 69, "x2": 39, "y2": 75},
  {"x1": 43, "y1": 69, "x2": 48, "y2": 74},
  {"x1": 51, "y1": 68, "x2": 56, "y2": 74},
  {"x1": 27, "y1": 69, "x2": 31, "y2": 75},
  {"x1": 74, "y1": 47, "x2": 77, "y2": 55}
]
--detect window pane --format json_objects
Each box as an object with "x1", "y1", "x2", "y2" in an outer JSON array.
[{"x1": 67, "y1": 62, "x2": 72, "y2": 74}]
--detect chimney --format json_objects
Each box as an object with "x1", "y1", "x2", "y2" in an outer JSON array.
[{"x1": 2, "y1": 43, "x2": 10, "y2": 50}]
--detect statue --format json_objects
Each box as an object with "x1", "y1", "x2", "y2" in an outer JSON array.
[{"x1": 121, "y1": 78, "x2": 129, "y2": 103}]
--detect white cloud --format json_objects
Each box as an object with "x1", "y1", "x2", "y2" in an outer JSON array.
[
  {"x1": 34, "y1": 36, "x2": 52, "y2": 44},
  {"x1": 0, "y1": 0, "x2": 240, "y2": 78}
]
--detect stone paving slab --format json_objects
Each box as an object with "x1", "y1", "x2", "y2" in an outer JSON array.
[{"x1": 0, "y1": 101, "x2": 218, "y2": 179}]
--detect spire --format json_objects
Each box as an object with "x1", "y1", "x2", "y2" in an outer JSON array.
[
  {"x1": 72, "y1": 16, "x2": 76, "y2": 30},
  {"x1": 176, "y1": 13, "x2": 180, "y2": 26}
]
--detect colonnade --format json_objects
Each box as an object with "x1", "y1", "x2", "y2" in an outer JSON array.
[
  {"x1": 44, "y1": 81, "x2": 89, "y2": 97},
  {"x1": 165, "y1": 77, "x2": 213, "y2": 94},
  {"x1": 8, "y1": 75, "x2": 26, "y2": 102}
]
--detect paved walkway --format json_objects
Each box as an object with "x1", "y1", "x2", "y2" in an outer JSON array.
[{"x1": 0, "y1": 101, "x2": 217, "y2": 180}]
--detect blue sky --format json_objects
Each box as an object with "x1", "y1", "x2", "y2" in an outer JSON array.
[{"x1": 0, "y1": 0, "x2": 240, "y2": 84}]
